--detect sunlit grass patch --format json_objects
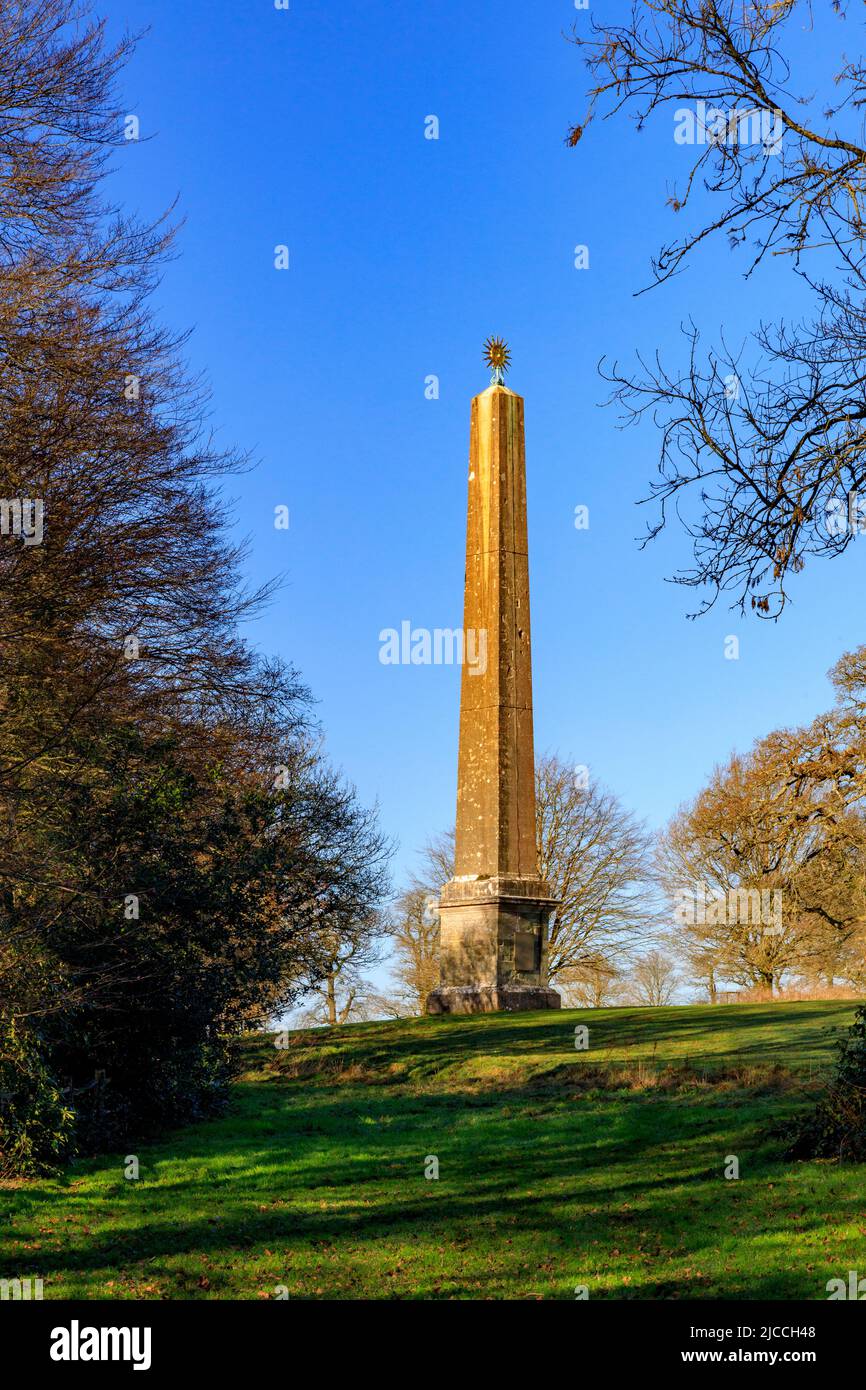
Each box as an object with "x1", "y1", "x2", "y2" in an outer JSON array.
[{"x1": 1, "y1": 1001, "x2": 861, "y2": 1300}]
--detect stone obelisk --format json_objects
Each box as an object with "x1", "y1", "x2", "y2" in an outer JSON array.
[{"x1": 427, "y1": 341, "x2": 560, "y2": 1014}]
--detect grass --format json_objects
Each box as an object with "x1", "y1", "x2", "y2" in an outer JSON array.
[{"x1": 2, "y1": 1001, "x2": 865, "y2": 1301}]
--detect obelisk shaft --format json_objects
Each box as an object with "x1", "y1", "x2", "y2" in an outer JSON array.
[
  {"x1": 454, "y1": 385, "x2": 538, "y2": 879},
  {"x1": 426, "y1": 377, "x2": 560, "y2": 1015}
]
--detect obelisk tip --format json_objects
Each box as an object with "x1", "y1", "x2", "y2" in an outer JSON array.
[{"x1": 482, "y1": 335, "x2": 511, "y2": 388}]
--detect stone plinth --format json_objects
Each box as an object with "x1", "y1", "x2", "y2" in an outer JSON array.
[{"x1": 426, "y1": 876, "x2": 560, "y2": 1014}]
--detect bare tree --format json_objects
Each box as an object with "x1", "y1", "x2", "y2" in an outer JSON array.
[
  {"x1": 386, "y1": 887, "x2": 441, "y2": 1016},
  {"x1": 624, "y1": 949, "x2": 681, "y2": 1007},
  {"x1": 295, "y1": 953, "x2": 384, "y2": 1028},
  {"x1": 557, "y1": 956, "x2": 626, "y2": 1008},
  {"x1": 415, "y1": 830, "x2": 455, "y2": 891},
  {"x1": 678, "y1": 939, "x2": 724, "y2": 1003},
  {"x1": 537, "y1": 754, "x2": 658, "y2": 981},
  {"x1": 571, "y1": 0, "x2": 866, "y2": 619}
]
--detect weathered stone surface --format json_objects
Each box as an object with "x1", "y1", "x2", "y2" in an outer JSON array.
[
  {"x1": 426, "y1": 382, "x2": 561, "y2": 1016},
  {"x1": 454, "y1": 387, "x2": 536, "y2": 878},
  {"x1": 426, "y1": 985, "x2": 562, "y2": 1016}
]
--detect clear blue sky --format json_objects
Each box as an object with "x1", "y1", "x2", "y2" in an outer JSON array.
[{"x1": 106, "y1": 0, "x2": 861, "y2": 895}]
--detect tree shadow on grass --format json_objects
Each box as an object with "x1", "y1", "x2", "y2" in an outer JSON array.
[
  {"x1": 256, "y1": 1002, "x2": 856, "y2": 1084},
  {"x1": 3, "y1": 1076, "x2": 858, "y2": 1300}
]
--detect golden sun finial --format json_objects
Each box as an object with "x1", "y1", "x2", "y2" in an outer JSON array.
[{"x1": 483, "y1": 336, "x2": 511, "y2": 385}]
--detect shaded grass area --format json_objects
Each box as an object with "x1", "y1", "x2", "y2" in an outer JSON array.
[{"x1": 2, "y1": 1002, "x2": 864, "y2": 1300}]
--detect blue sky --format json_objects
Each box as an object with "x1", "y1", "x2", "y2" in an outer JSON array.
[{"x1": 106, "y1": 0, "x2": 861, "y2": 904}]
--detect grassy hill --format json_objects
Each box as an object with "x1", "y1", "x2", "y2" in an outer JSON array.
[{"x1": 2, "y1": 1001, "x2": 863, "y2": 1300}]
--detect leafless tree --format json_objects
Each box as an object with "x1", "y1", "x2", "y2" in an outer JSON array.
[
  {"x1": 385, "y1": 887, "x2": 441, "y2": 1016},
  {"x1": 537, "y1": 754, "x2": 659, "y2": 980},
  {"x1": 624, "y1": 949, "x2": 682, "y2": 1007},
  {"x1": 570, "y1": 0, "x2": 866, "y2": 618},
  {"x1": 557, "y1": 956, "x2": 626, "y2": 1008}
]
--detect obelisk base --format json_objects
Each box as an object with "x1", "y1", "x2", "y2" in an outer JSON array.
[
  {"x1": 425, "y1": 876, "x2": 561, "y2": 1015},
  {"x1": 426, "y1": 984, "x2": 562, "y2": 1015}
]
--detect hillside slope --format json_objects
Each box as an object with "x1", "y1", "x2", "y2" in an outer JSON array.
[{"x1": 2, "y1": 1002, "x2": 862, "y2": 1300}]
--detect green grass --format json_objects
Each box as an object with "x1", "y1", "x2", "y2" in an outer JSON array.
[{"x1": 2, "y1": 1001, "x2": 865, "y2": 1300}]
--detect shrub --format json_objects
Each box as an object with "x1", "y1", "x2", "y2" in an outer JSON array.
[
  {"x1": 0, "y1": 1017, "x2": 75, "y2": 1178},
  {"x1": 68, "y1": 1032, "x2": 236, "y2": 1154},
  {"x1": 786, "y1": 1004, "x2": 866, "y2": 1161}
]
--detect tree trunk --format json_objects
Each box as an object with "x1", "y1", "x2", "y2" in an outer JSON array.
[{"x1": 326, "y1": 972, "x2": 337, "y2": 1026}]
